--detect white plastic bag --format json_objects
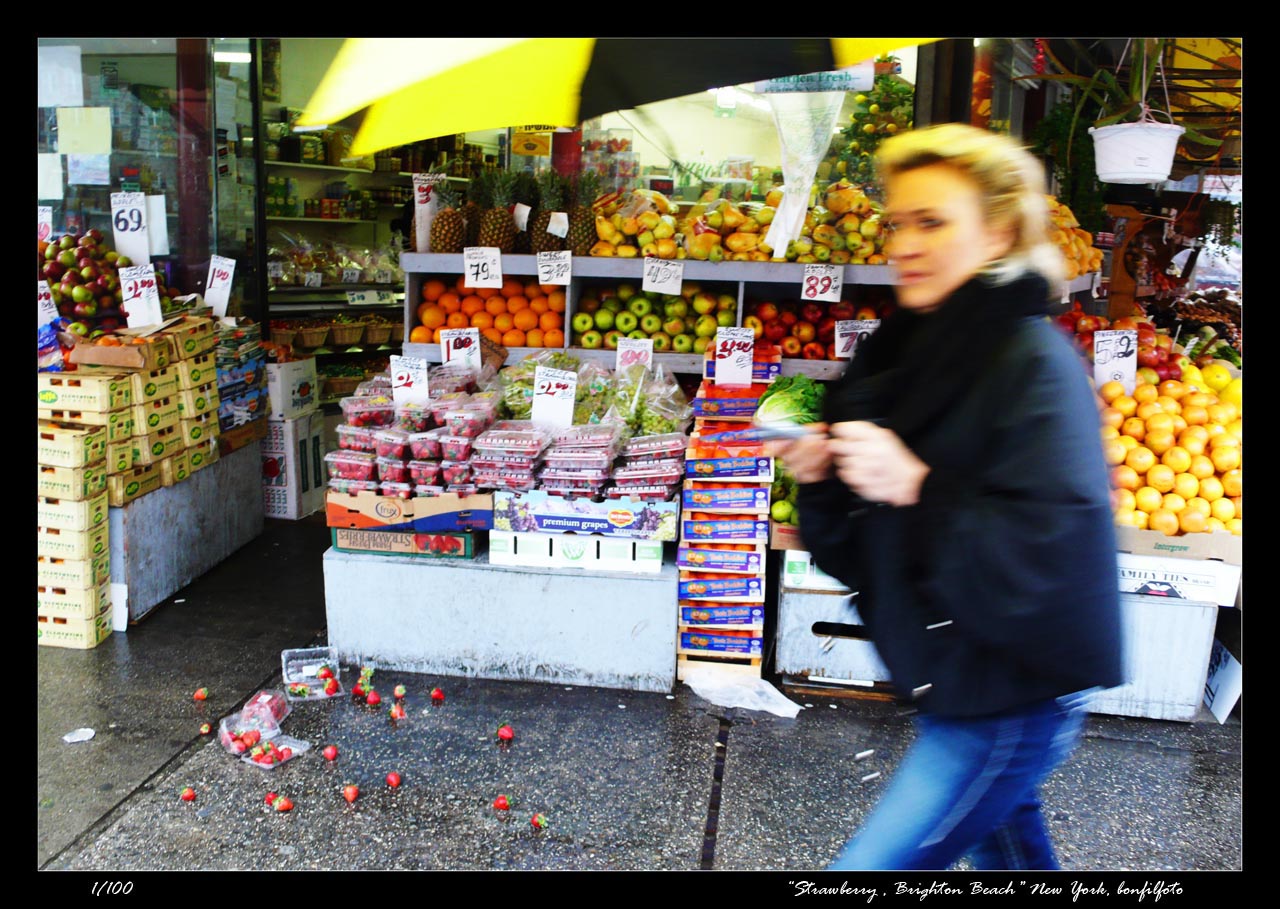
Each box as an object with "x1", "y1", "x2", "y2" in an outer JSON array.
[{"x1": 681, "y1": 663, "x2": 803, "y2": 718}]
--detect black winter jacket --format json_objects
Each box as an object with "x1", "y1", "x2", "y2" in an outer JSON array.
[{"x1": 797, "y1": 275, "x2": 1124, "y2": 716}]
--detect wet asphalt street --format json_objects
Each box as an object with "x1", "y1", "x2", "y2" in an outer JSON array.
[{"x1": 37, "y1": 517, "x2": 1242, "y2": 877}]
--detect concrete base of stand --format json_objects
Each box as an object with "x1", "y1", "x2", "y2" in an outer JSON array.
[
  {"x1": 775, "y1": 584, "x2": 891, "y2": 686},
  {"x1": 109, "y1": 441, "x2": 265, "y2": 625},
  {"x1": 323, "y1": 549, "x2": 677, "y2": 692}
]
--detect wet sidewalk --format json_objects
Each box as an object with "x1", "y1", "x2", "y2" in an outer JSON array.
[{"x1": 37, "y1": 518, "x2": 1242, "y2": 872}]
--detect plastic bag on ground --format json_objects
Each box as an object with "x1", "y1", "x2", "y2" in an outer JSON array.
[{"x1": 681, "y1": 663, "x2": 802, "y2": 718}]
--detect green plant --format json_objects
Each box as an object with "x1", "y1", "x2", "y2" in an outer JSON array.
[
  {"x1": 1200, "y1": 197, "x2": 1240, "y2": 254},
  {"x1": 1030, "y1": 100, "x2": 1106, "y2": 234}
]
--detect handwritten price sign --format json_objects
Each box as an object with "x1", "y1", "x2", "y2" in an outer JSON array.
[
  {"x1": 38, "y1": 280, "x2": 58, "y2": 327},
  {"x1": 119, "y1": 264, "x2": 164, "y2": 328},
  {"x1": 204, "y1": 255, "x2": 236, "y2": 318},
  {"x1": 342, "y1": 267, "x2": 362, "y2": 284},
  {"x1": 438, "y1": 327, "x2": 482, "y2": 371},
  {"x1": 413, "y1": 173, "x2": 447, "y2": 254},
  {"x1": 616, "y1": 337, "x2": 653, "y2": 373},
  {"x1": 801, "y1": 264, "x2": 842, "y2": 303},
  {"x1": 834, "y1": 319, "x2": 880, "y2": 360},
  {"x1": 110, "y1": 191, "x2": 151, "y2": 265},
  {"x1": 303, "y1": 272, "x2": 323, "y2": 288},
  {"x1": 642, "y1": 257, "x2": 684, "y2": 296},
  {"x1": 536, "y1": 250, "x2": 572, "y2": 286},
  {"x1": 346, "y1": 290, "x2": 395, "y2": 306},
  {"x1": 38, "y1": 206, "x2": 53, "y2": 243},
  {"x1": 531, "y1": 366, "x2": 577, "y2": 428},
  {"x1": 1093, "y1": 329, "x2": 1138, "y2": 395},
  {"x1": 463, "y1": 247, "x2": 503, "y2": 289},
  {"x1": 714, "y1": 327, "x2": 755, "y2": 387},
  {"x1": 390, "y1": 354, "x2": 431, "y2": 407}
]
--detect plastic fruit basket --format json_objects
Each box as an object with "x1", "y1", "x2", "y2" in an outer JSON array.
[
  {"x1": 374, "y1": 429, "x2": 410, "y2": 459},
  {"x1": 376, "y1": 457, "x2": 411, "y2": 483},
  {"x1": 281, "y1": 646, "x2": 343, "y2": 701},
  {"x1": 379, "y1": 481, "x2": 413, "y2": 499},
  {"x1": 408, "y1": 429, "x2": 447, "y2": 460},
  {"x1": 241, "y1": 735, "x2": 311, "y2": 769},
  {"x1": 337, "y1": 424, "x2": 376, "y2": 452},
  {"x1": 325, "y1": 450, "x2": 377, "y2": 481},
  {"x1": 242, "y1": 689, "x2": 291, "y2": 725},
  {"x1": 339, "y1": 395, "x2": 395, "y2": 428},
  {"x1": 408, "y1": 460, "x2": 441, "y2": 484},
  {"x1": 395, "y1": 405, "x2": 433, "y2": 433},
  {"x1": 218, "y1": 711, "x2": 281, "y2": 754},
  {"x1": 329, "y1": 478, "x2": 379, "y2": 494}
]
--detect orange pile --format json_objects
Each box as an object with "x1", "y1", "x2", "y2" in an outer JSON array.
[
  {"x1": 409, "y1": 276, "x2": 565, "y2": 349},
  {"x1": 1099, "y1": 378, "x2": 1242, "y2": 537}
]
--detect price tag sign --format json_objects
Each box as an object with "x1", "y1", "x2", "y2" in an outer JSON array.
[
  {"x1": 835, "y1": 319, "x2": 880, "y2": 360},
  {"x1": 346, "y1": 290, "x2": 395, "y2": 306},
  {"x1": 1092, "y1": 271, "x2": 1102, "y2": 300},
  {"x1": 616, "y1": 337, "x2": 654, "y2": 373},
  {"x1": 531, "y1": 366, "x2": 577, "y2": 428},
  {"x1": 303, "y1": 272, "x2": 323, "y2": 288},
  {"x1": 375, "y1": 269, "x2": 394, "y2": 285},
  {"x1": 513, "y1": 203, "x2": 532, "y2": 232},
  {"x1": 38, "y1": 281, "x2": 58, "y2": 327},
  {"x1": 438, "y1": 327, "x2": 482, "y2": 371},
  {"x1": 714, "y1": 327, "x2": 755, "y2": 387},
  {"x1": 548, "y1": 212, "x2": 570, "y2": 239},
  {"x1": 342, "y1": 267, "x2": 362, "y2": 284},
  {"x1": 801, "y1": 264, "x2": 843, "y2": 303},
  {"x1": 204, "y1": 255, "x2": 236, "y2": 318},
  {"x1": 110, "y1": 192, "x2": 151, "y2": 265},
  {"x1": 38, "y1": 206, "x2": 53, "y2": 243},
  {"x1": 267, "y1": 262, "x2": 284, "y2": 280},
  {"x1": 536, "y1": 250, "x2": 572, "y2": 286},
  {"x1": 1093, "y1": 330, "x2": 1138, "y2": 395},
  {"x1": 463, "y1": 247, "x2": 502, "y2": 289},
  {"x1": 413, "y1": 172, "x2": 446, "y2": 254},
  {"x1": 119, "y1": 264, "x2": 164, "y2": 328},
  {"x1": 642, "y1": 257, "x2": 684, "y2": 296},
  {"x1": 390, "y1": 354, "x2": 431, "y2": 407}
]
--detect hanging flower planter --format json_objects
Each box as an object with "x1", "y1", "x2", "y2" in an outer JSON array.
[{"x1": 1090, "y1": 114, "x2": 1185, "y2": 184}]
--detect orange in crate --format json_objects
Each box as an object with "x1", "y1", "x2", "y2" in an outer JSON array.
[
  {"x1": 410, "y1": 326, "x2": 433, "y2": 344},
  {"x1": 502, "y1": 329, "x2": 526, "y2": 348},
  {"x1": 525, "y1": 328, "x2": 545, "y2": 348},
  {"x1": 513, "y1": 309, "x2": 539, "y2": 332},
  {"x1": 539, "y1": 311, "x2": 563, "y2": 332},
  {"x1": 543, "y1": 328, "x2": 564, "y2": 348}
]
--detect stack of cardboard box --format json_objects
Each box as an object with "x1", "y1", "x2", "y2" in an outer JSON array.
[{"x1": 262, "y1": 354, "x2": 323, "y2": 520}]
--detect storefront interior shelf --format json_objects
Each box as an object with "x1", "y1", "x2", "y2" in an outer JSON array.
[
  {"x1": 266, "y1": 217, "x2": 377, "y2": 224},
  {"x1": 272, "y1": 302, "x2": 403, "y2": 315},
  {"x1": 270, "y1": 284, "x2": 403, "y2": 294}
]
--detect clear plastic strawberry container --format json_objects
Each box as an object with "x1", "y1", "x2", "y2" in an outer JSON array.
[
  {"x1": 543, "y1": 482, "x2": 606, "y2": 497},
  {"x1": 428, "y1": 393, "x2": 471, "y2": 425},
  {"x1": 376, "y1": 457, "x2": 411, "y2": 483},
  {"x1": 621, "y1": 454, "x2": 686, "y2": 468},
  {"x1": 622, "y1": 433, "x2": 689, "y2": 459},
  {"x1": 413, "y1": 484, "x2": 445, "y2": 497},
  {"x1": 446, "y1": 483, "x2": 479, "y2": 496},
  {"x1": 470, "y1": 453, "x2": 541, "y2": 472},
  {"x1": 394, "y1": 404, "x2": 433, "y2": 433},
  {"x1": 551, "y1": 424, "x2": 626, "y2": 450},
  {"x1": 337, "y1": 423, "x2": 376, "y2": 452},
  {"x1": 218, "y1": 711, "x2": 281, "y2": 754},
  {"x1": 474, "y1": 423, "x2": 551, "y2": 456},
  {"x1": 373, "y1": 429, "x2": 410, "y2": 459},
  {"x1": 475, "y1": 471, "x2": 539, "y2": 492},
  {"x1": 408, "y1": 428, "x2": 448, "y2": 460},
  {"x1": 539, "y1": 465, "x2": 613, "y2": 483},
  {"x1": 328, "y1": 478, "x2": 379, "y2": 494},
  {"x1": 242, "y1": 689, "x2": 291, "y2": 725},
  {"x1": 445, "y1": 407, "x2": 493, "y2": 439},
  {"x1": 439, "y1": 435, "x2": 474, "y2": 461},
  {"x1": 605, "y1": 483, "x2": 678, "y2": 501},
  {"x1": 542, "y1": 447, "x2": 616, "y2": 471},
  {"x1": 408, "y1": 460, "x2": 441, "y2": 485},
  {"x1": 355, "y1": 378, "x2": 391, "y2": 396},
  {"x1": 614, "y1": 462, "x2": 684, "y2": 486},
  {"x1": 340, "y1": 395, "x2": 395, "y2": 428},
  {"x1": 379, "y1": 481, "x2": 413, "y2": 499},
  {"x1": 281, "y1": 646, "x2": 341, "y2": 691},
  {"x1": 324, "y1": 450, "x2": 377, "y2": 481},
  {"x1": 241, "y1": 735, "x2": 311, "y2": 770},
  {"x1": 440, "y1": 461, "x2": 472, "y2": 485}
]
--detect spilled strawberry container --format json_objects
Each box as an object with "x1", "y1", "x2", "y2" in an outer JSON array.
[{"x1": 281, "y1": 646, "x2": 344, "y2": 702}]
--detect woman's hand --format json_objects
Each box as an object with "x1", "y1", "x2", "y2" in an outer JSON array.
[
  {"x1": 828, "y1": 421, "x2": 931, "y2": 507},
  {"x1": 764, "y1": 422, "x2": 834, "y2": 485}
]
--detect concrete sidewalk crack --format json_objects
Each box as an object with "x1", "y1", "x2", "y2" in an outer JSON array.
[{"x1": 699, "y1": 717, "x2": 732, "y2": 871}]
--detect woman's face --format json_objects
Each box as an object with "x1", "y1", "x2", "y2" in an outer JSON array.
[{"x1": 882, "y1": 163, "x2": 1014, "y2": 313}]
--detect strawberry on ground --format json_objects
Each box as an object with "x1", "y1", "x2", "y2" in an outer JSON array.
[
  {"x1": 492, "y1": 795, "x2": 510, "y2": 811},
  {"x1": 274, "y1": 796, "x2": 294, "y2": 812},
  {"x1": 180, "y1": 787, "x2": 196, "y2": 802}
]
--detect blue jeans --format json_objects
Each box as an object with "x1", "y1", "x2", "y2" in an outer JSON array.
[{"x1": 827, "y1": 691, "x2": 1090, "y2": 871}]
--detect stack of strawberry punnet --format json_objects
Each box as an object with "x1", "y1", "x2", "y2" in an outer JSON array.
[
  {"x1": 37, "y1": 386, "x2": 118, "y2": 649},
  {"x1": 676, "y1": 374, "x2": 775, "y2": 681}
]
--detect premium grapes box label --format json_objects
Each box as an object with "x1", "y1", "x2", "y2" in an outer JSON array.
[{"x1": 492, "y1": 490, "x2": 677, "y2": 541}]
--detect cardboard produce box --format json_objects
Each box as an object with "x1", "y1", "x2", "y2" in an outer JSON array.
[
  {"x1": 38, "y1": 611, "x2": 113, "y2": 650},
  {"x1": 678, "y1": 628, "x2": 764, "y2": 657},
  {"x1": 37, "y1": 461, "x2": 108, "y2": 501},
  {"x1": 678, "y1": 573, "x2": 766, "y2": 602},
  {"x1": 37, "y1": 553, "x2": 111, "y2": 589},
  {"x1": 769, "y1": 520, "x2": 805, "y2": 551},
  {"x1": 188, "y1": 438, "x2": 221, "y2": 472},
  {"x1": 488, "y1": 530, "x2": 663, "y2": 574},
  {"x1": 1114, "y1": 525, "x2": 1242, "y2": 610},
  {"x1": 104, "y1": 439, "x2": 134, "y2": 475},
  {"x1": 131, "y1": 396, "x2": 180, "y2": 435},
  {"x1": 68, "y1": 334, "x2": 169, "y2": 370},
  {"x1": 682, "y1": 482, "x2": 771, "y2": 514},
  {"x1": 330, "y1": 528, "x2": 476, "y2": 559},
  {"x1": 38, "y1": 407, "x2": 133, "y2": 443},
  {"x1": 412, "y1": 492, "x2": 494, "y2": 533},
  {"x1": 676, "y1": 543, "x2": 767, "y2": 575},
  {"x1": 174, "y1": 352, "x2": 216, "y2": 389},
  {"x1": 38, "y1": 371, "x2": 132, "y2": 411},
  {"x1": 678, "y1": 601, "x2": 766, "y2": 628},
  {"x1": 219, "y1": 387, "x2": 267, "y2": 431},
  {"x1": 216, "y1": 355, "x2": 267, "y2": 399},
  {"x1": 491, "y1": 490, "x2": 676, "y2": 540},
  {"x1": 108, "y1": 464, "x2": 162, "y2": 507},
  {"x1": 73, "y1": 364, "x2": 179, "y2": 404},
  {"x1": 38, "y1": 421, "x2": 107, "y2": 469},
  {"x1": 681, "y1": 516, "x2": 770, "y2": 544},
  {"x1": 179, "y1": 412, "x2": 220, "y2": 448},
  {"x1": 37, "y1": 523, "x2": 109, "y2": 561},
  {"x1": 37, "y1": 578, "x2": 111, "y2": 621},
  {"x1": 217, "y1": 415, "x2": 269, "y2": 456},
  {"x1": 324, "y1": 491, "x2": 494, "y2": 533},
  {"x1": 160, "y1": 315, "x2": 217, "y2": 360},
  {"x1": 159, "y1": 451, "x2": 191, "y2": 487},
  {"x1": 177, "y1": 382, "x2": 221, "y2": 419},
  {"x1": 132, "y1": 425, "x2": 182, "y2": 465},
  {"x1": 261, "y1": 412, "x2": 325, "y2": 520},
  {"x1": 38, "y1": 492, "x2": 109, "y2": 532},
  {"x1": 266, "y1": 357, "x2": 319, "y2": 421}
]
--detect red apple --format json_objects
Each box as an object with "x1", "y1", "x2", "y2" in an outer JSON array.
[
  {"x1": 802, "y1": 341, "x2": 826, "y2": 360},
  {"x1": 830, "y1": 302, "x2": 855, "y2": 321},
  {"x1": 1153, "y1": 333, "x2": 1173, "y2": 352},
  {"x1": 780, "y1": 336, "x2": 803, "y2": 357},
  {"x1": 816, "y1": 317, "x2": 837, "y2": 344},
  {"x1": 1136, "y1": 326, "x2": 1157, "y2": 348},
  {"x1": 800, "y1": 302, "x2": 824, "y2": 325},
  {"x1": 826, "y1": 342, "x2": 840, "y2": 360},
  {"x1": 756, "y1": 302, "x2": 779, "y2": 323},
  {"x1": 779, "y1": 311, "x2": 798, "y2": 329},
  {"x1": 791, "y1": 321, "x2": 817, "y2": 343},
  {"x1": 1075, "y1": 315, "x2": 1100, "y2": 334},
  {"x1": 1112, "y1": 317, "x2": 1139, "y2": 331},
  {"x1": 743, "y1": 315, "x2": 764, "y2": 339},
  {"x1": 1137, "y1": 344, "x2": 1162, "y2": 368},
  {"x1": 1094, "y1": 316, "x2": 1111, "y2": 331},
  {"x1": 854, "y1": 306, "x2": 878, "y2": 321},
  {"x1": 763, "y1": 321, "x2": 788, "y2": 344}
]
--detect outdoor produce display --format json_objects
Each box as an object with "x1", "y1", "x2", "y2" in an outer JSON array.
[
  {"x1": 1146, "y1": 288, "x2": 1242, "y2": 364},
  {"x1": 411, "y1": 275, "x2": 566, "y2": 349},
  {"x1": 743, "y1": 296, "x2": 894, "y2": 360},
  {"x1": 1046, "y1": 195, "x2": 1105, "y2": 280},
  {"x1": 265, "y1": 235, "x2": 403, "y2": 289},
  {"x1": 571, "y1": 282, "x2": 737, "y2": 354}
]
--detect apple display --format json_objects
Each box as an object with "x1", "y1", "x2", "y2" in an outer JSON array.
[
  {"x1": 627, "y1": 296, "x2": 653, "y2": 317},
  {"x1": 665, "y1": 298, "x2": 689, "y2": 319},
  {"x1": 640, "y1": 313, "x2": 663, "y2": 335},
  {"x1": 802, "y1": 342, "x2": 827, "y2": 360},
  {"x1": 781, "y1": 336, "x2": 803, "y2": 357},
  {"x1": 650, "y1": 332, "x2": 672, "y2": 351},
  {"x1": 571, "y1": 312, "x2": 596, "y2": 334},
  {"x1": 854, "y1": 306, "x2": 877, "y2": 321},
  {"x1": 693, "y1": 336, "x2": 711, "y2": 355},
  {"x1": 715, "y1": 310, "x2": 736, "y2": 328},
  {"x1": 593, "y1": 309, "x2": 615, "y2": 331},
  {"x1": 691, "y1": 293, "x2": 717, "y2": 316},
  {"x1": 694, "y1": 315, "x2": 719, "y2": 339},
  {"x1": 581, "y1": 330, "x2": 603, "y2": 349},
  {"x1": 792, "y1": 321, "x2": 817, "y2": 344},
  {"x1": 604, "y1": 330, "x2": 622, "y2": 349},
  {"x1": 578, "y1": 296, "x2": 601, "y2": 314},
  {"x1": 672, "y1": 334, "x2": 694, "y2": 353},
  {"x1": 756, "y1": 302, "x2": 779, "y2": 323},
  {"x1": 614, "y1": 311, "x2": 639, "y2": 334},
  {"x1": 743, "y1": 315, "x2": 764, "y2": 339},
  {"x1": 717, "y1": 294, "x2": 737, "y2": 313},
  {"x1": 662, "y1": 317, "x2": 686, "y2": 336},
  {"x1": 801, "y1": 303, "x2": 824, "y2": 324},
  {"x1": 627, "y1": 330, "x2": 648, "y2": 341}
]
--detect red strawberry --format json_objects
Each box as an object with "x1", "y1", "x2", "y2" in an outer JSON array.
[
  {"x1": 274, "y1": 796, "x2": 294, "y2": 812},
  {"x1": 492, "y1": 795, "x2": 510, "y2": 811},
  {"x1": 343, "y1": 784, "x2": 359, "y2": 803},
  {"x1": 265, "y1": 792, "x2": 279, "y2": 806},
  {"x1": 180, "y1": 787, "x2": 196, "y2": 802},
  {"x1": 231, "y1": 740, "x2": 248, "y2": 755},
  {"x1": 317, "y1": 666, "x2": 334, "y2": 680},
  {"x1": 193, "y1": 688, "x2": 209, "y2": 701},
  {"x1": 324, "y1": 678, "x2": 340, "y2": 696},
  {"x1": 242, "y1": 730, "x2": 260, "y2": 747},
  {"x1": 352, "y1": 683, "x2": 366, "y2": 699},
  {"x1": 251, "y1": 745, "x2": 265, "y2": 758},
  {"x1": 496, "y1": 724, "x2": 515, "y2": 743},
  {"x1": 280, "y1": 747, "x2": 293, "y2": 760},
  {"x1": 394, "y1": 685, "x2": 407, "y2": 699},
  {"x1": 261, "y1": 755, "x2": 275, "y2": 766},
  {"x1": 389, "y1": 703, "x2": 406, "y2": 720},
  {"x1": 322, "y1": 745, "x2": 338, "y2": 762},
  {"x1": 386, "y1": 771, "x2": 401, "y2": 788},
  {"x1": 365, "y1": 690, "x2": 382, "y2": 707},
  {"x1": 430, "y1": 688, "x2": 445, "y2": 703},
  {"x1": 531, "y1": 813, "x2": 549, "y2": 830}
]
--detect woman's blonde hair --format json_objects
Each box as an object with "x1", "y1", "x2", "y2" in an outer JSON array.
[{"x1": 875, "y1": 123, "x2": 1064, "y2": 287}]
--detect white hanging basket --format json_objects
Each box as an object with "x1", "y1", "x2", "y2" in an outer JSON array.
[{"x1": 1089, "y1": 121, "x2": 1185, "y2": 185}]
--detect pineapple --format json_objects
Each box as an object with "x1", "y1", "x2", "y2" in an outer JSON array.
[
  {"x1": 430, "y1": 182, "x2": 465, "y2": 254},
  {"x1": 569, "y1": 170, "x2": 600, "y2": 257},
  {"x1": 463, "y1": 174, "x2": 486, "y2": 248},
  {"x1": 479, "y1": 171, "x2": 517, "y2": 253},
  {"x1": 531, "y1": 170, "x2": 568, "y2": 254},
  {"x1": 512, "y1": 170, "x2": 539, "y2": 255}
]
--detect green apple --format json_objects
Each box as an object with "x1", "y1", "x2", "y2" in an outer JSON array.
[
  {"x1": 614, "y1": 311, "x2": 639, "y2": 334},
  {"x1": 627, "y1": 329, "x2": 648, "y2": 341},
  {"x1": 716, "y1": 310, "x2": 736, "y2": 327},
  {"x1": 672, "y1": 333, "x2": 694, "y2": 353},
  {"x1": 594, "y1": 308, "x2": 616, "y2": 331},
  {"x1": 653, "y1": 216, "x2": 677, "y2": 240},
  {"x1": 691, "y1": 293, "x2": 717, "y2": 316},
  {"x1": 637, "y1": 230, "x2": 656, "y2": 249},
  {"x1": 627, "y1": 296, "x2": 652, "y2": 318},
  {"x1": 662, "y1": 317, "x2": 686, "y2": 336},
  {"x1": 813, "y1": 244, "x2": 831, "y2": 262},
  {"x1": 693, "y1": 336, "x2": 711, "y2": 354},
  {"x1": 640, "y1": 313, "x2": 663, "y2": 335},
  {"x1": 572, "y1": 312, "x2": 595, "y2": 334},
  {"x1": 650, "y1": 332, "x2": 672, "y2": 351},
  {"x1": 602, "y1": 296, "x2": 624, "y2": 314},
  {"x1": 706, "y1": 210, "x2": 724, "y2": 231},
  {"x1": 665, "y1": 298, "x2": 689, "y2": 318},
  {"x1": 717, "y1": 294, "x2": 736, "y2": 313},
  {"x1": 615, "y1": 284, "x2": 636, "y2": 302},
  {"x1": 694, "y1": 314, "x2": 719, "y2": 338},
  {"x1": 581, "y1": 330, "x2": 603, "y2": 349},
  {"x1": 604, "y1": 330, "x2": 622, "y2": 350}
]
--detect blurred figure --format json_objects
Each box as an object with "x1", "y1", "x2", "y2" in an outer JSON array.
[{"x1": 771, "y1": 124, "x2": 1122, "y2": 870}]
